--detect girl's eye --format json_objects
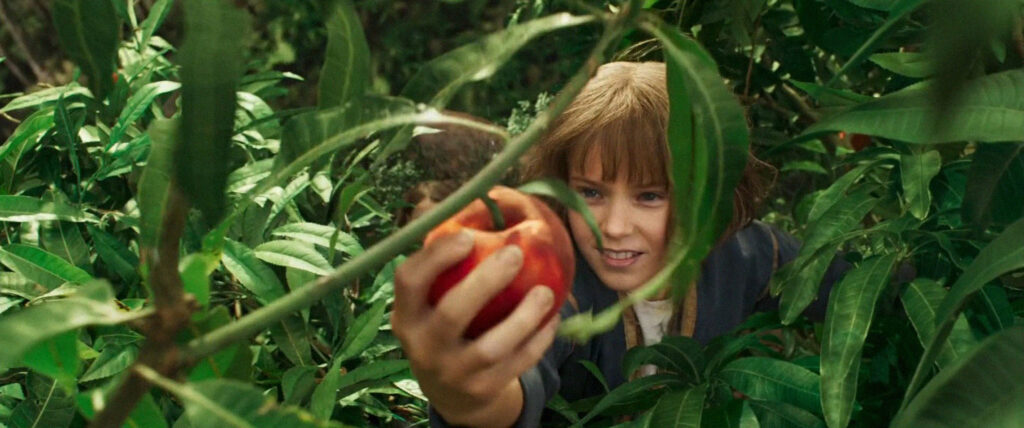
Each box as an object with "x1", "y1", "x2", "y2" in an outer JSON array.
[
  {"x1": 639, "y1": 192, "x2": 665, "y2": 202},
  {"x1": 578, "y1": 187, "x2": 601, "y2": 199}
]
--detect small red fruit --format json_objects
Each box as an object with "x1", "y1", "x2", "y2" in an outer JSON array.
[{"x1": 424, "y1": 186, "x2": 574, "y2": 339}]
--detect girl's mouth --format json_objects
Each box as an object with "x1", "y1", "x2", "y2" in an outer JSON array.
[{"x1": 599, "y1": 249, "x2": 642, "y2": 267}]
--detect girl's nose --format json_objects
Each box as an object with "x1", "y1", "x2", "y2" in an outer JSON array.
[{"x1": 600, "y1": 198, "x2": 633, "y2": 238}]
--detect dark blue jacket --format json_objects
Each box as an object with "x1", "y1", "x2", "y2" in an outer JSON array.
[{"x1": 432, "y1": 221, "x2": 845, "y2": 427}]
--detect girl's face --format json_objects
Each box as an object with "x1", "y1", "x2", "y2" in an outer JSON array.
[{"x1": 567, "y1": 152, "x2": 671, "y2": 293}]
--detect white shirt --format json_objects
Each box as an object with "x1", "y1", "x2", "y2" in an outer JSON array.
[{"x1": 633, "y1": 298, "x2": 674, "y2": 377}]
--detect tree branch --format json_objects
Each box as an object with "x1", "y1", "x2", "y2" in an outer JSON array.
[
  {"x1": 181, "y1": 5, "x2": 638, "y2": 364},
  {"x1": 88, "y1": 188, "x2": 193, "y2": 428}
]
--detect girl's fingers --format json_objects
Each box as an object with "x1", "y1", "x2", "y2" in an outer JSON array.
[
  {"x1": 431, "y1": 245, "x2": 523, "y2": 341},
  {"x1": 469, "y1": 286, "x2": 555, "y2": 367},
  {"x1": 492, "y1": 316, "x2": 559, "y2": 380},
  {"x1": 393, "y1": 230, "x2": 474, "y2": 319}
]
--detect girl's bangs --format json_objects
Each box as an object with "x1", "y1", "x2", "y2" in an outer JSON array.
[{"x1": 568, "y1": 111, "x2": 670, "y2": 188}]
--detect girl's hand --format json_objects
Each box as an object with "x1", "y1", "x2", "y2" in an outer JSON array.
[{"x1": 392, "y1": 230, "x2": 559, "y2": 427}]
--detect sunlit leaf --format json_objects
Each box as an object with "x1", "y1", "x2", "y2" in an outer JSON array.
[
  {"x1": 0, "y1": 281, "x2": 142, "y2": 369},
  {"x1": 253, "y1": 240, "x2": 333, "y2": 276},
  {"x1": 807, "y1": 70, "x2": 1024, "y2": 144},
  {"x1": 0, "y1": 196, "x2": 96, "y2": 223},
  {"x1": 0, "y1": 244, "x2": 94, "y2": 290}
]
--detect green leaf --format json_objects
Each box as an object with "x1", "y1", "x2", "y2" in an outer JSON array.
[
  {"x1": 109, "y1": 81, "x2": 181, "y2": 145},
  {"x1": 337, "y1": 299, "x2": 387, "y2": 362},
  {"x1": 269, "y1": 313, "x2": 312, "y2": 366},
  {"x1": 186, "y1": 307, "x2": 253, "y2": 382},
  {"x1": 401, "y1": 13, "x2": 591, "y2": 107},
  {"x1": 646, "y1": 383, "x2": 706, "y2": 428},
  {"x1": 846, "y1": 0, "x2": 897, "y2": 11},
  {"x1": 518, "y1": 178, "x2": 603, "y2": 249},
  {"x1": 0, "y1": 271, "x2": 46, "y2": 299},
  {"x1": 781, "y1": 161, "x2": 829, "y2": 175},
  {"x1": 819, "y1": 254, "x2": 899, "y2": 428},
  {"x1": 826, "y1": 0, "x2": 927, "y2": 86},
  {"x1": 376, "y1": 13, "x2": 592, "y2": 159},
  {"x1": 0, "y1": 281, "x2": 140, "y2": 370},
  {"x1": 893, "y1": 327, "x2": 1024, "y2": 428},
  {"x1": 0, "y1": 86, "x2": 90, "y2": 113},
  {"x1": 318, "y1": 0, "x2": 371, "y2": 109},
  {"x1": 77, "y1": 389, "x2": 168, "y2": 428},
  {"x1": 807, "y1": 70, "x2": 1024, "y2": 144},
  {"x1": 275, "y1": 95, "x2": 415, "y2": 175},
  {"x1": 774, "y1": 186, "x2": 879, "y2": 323},
  {"x1": 221, "y1": 239, "x2": 287, "y2": 304},
  {"x1": 175, "y1": 0, "x2": 249, "y2": 224},
  {"x1": 22, "y1": 331, "x2": 79, "y2": 388},
  {"x1": 253, "y1": 240, "x2": 333, "y2": 276},
  {"x1": 905, "y1": 217, "x2": 1024, "y2": 408},
  {"x1": 902, "y1": 279, "x2": 977, "y2": 370},
  {"x1": 139, "y1": 0, "x2": 173, "y2": 47},
  {"x1": 311, "y1": 359, "x2": 409, "y2": 420},
  {"x1": 87, "y1": 225, "x2": 140, "y2": 284},
  {"x1": 747, "y1": 399, "x2": 826, "y2": 428},
  {"x1": 0, "y1": 196, "x2": 96, "y2": 223},
  {"x1": 80, "y1": 344, "x2": 139, "y2": 382},
  {"x1": 869, "y1": 52, "x2": 933, "y2": 78},
  {"x1": 900, "y1": 150, "x2": 942, "y2": 219},
  {"x1": 144, "y1": 372, "x2": 345, "y2": 428},
  {"x1": 40, "y1": 221, "x2": 90, "y2": 268},
  {"x1": 8, "y1": 373, "x2": 75, "y2": 428},
  {"x1": 963, "y1": 143, "x2": 1024, "y2": 229},
  {"x1": 52, "y1": 0, "x2": 118, "y2": 100},
  {"x1": 720, "y1": 357, "x2": 822, "y2": 416},
  {"x1": 935, "y1": 217, "x2": 1024, "y2": 334},
  {"x1": 788, "y1": 81, "x2": 873, "y2": 107},
  {"x1": 578, "y1": 374, "x2": 688, "y2": 425},
  {"x1": 138, "y1": 118, "x2": 176, "y2": 249},
  {"x1": 806, "y1": 158, "x2": 893, "y2": 222},
  {"x1": 281, "y1": 366, "x2": 318, "y2": 405},
  {"x1": 622, "y1": 336, "x2": 705, "y2": 384},
  {"x1": 271, "y1": 223, "x2": 363, "y2": 257},
  {"x1": 180, "y1": 251, "x2": 220, "y2": 306},
  {"x1": 0, "y1": 244, "x2": 94, "y2": 290}
]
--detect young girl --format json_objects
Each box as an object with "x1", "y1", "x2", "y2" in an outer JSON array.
[{"x1": 391, "y1": 62, "x2": 842, "y2": 428}]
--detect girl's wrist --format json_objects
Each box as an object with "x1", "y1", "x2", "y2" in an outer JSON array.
[{"x1": 435, "y1": 379, "x2": 524, "y2": 428}]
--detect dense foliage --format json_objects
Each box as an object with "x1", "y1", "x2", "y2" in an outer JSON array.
[{"x1": 0, "y1": 0, "x2": 1022, "y2": 427}]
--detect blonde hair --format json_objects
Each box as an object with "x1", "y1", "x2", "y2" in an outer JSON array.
[{"x1": 522, "y1": 61, "x2": 774, "y2": 235}]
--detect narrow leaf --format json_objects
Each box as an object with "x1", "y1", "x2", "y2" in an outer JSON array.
[
  {"x1": 318, "y1": 0, "x2": 371, "y2": 109},
  {"x1": 900, "y1": 151, "x2": 942, "y2": 219},
  {"x1": 175, "y1": 0, "x2": 249, "y2": 224},
  {"x1": 893, "y1": 327, "x2": 1024, "y2": 428},
  {"x1": 720, "y1": 357, "x2": 822, "y2": 416},
  {"x1": 253, "y1": 240, "x2": 333, "y2": 276},
  {"x1": 52, "y1": 0, "x2": 118, "y2": 99},
  {"x1": 902, "y1": 279, "x2": 977, "y2": 369},
  {"x1": 0, "y1": 196, "x2": 96, "y2": 223},
  {"x1": 109, "y1": 81, "x2": 181, "y2": 144},
  {"x1": 0, "y1": 244, "x2": 94, "y2": 290},
  {"x1": 820, "y1": 254, "x2": 898, "y2": 428},
  {"x1": 221, "y1": 239, "x2": 287, "y2": 304},
  {"x1": 808, "y1": 70, "x2": 1024, "y2": 144},
  {"x1": 647, "y1": 383, "x2": 706, "y2": 428}
]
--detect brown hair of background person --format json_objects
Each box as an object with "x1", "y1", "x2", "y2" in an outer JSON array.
[
  {"x1": 520, "y1": 61, "x2": 776, "y2": 238},
  {"x1": 395, "y1": 110, "x2": 509, "y2": 226}
]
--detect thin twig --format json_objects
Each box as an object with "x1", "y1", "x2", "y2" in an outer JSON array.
[
  {"x1": 0, "y1": 42, "x2": 32, "y2": 88},
  {"x1": 0, "y1": 0, "x2": 48, "y2": 83}
]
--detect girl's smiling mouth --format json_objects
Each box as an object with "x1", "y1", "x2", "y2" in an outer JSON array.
[{"x1": 599, "y1": 248, "x2": 644, "y2": 267}]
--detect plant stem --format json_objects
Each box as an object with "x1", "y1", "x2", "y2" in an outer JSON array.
[
  {"x1": 88, "y1": 188, "x2": 192, "y2": 428},
  {"x1": 182, "y1": 9, "x2": 636, "y2": 364}
]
